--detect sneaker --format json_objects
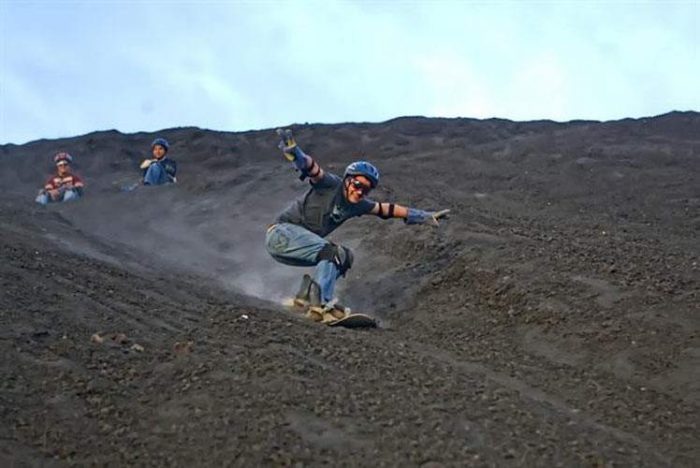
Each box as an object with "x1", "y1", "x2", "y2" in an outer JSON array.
[{"x1": 310, "y1": 300, "x2": 349, "y2": 321}]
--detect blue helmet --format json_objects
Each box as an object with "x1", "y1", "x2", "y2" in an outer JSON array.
[
  {"x1": 344, "y1": 161, "x2": 380, "y2": 188},
  {"x1": 151, "y1": 137, "x2": 170, "y2": 152}
]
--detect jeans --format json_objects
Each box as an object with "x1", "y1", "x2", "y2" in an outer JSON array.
[
  {"x1": 265, "y1": 223, "x2": 341, "y2": 304},
  {"x1": 35, "y1": 189, "x2": 80, "y2": 205},
  {"x1": 143, "y1": 162, "x2": 171, "y2": 185}
]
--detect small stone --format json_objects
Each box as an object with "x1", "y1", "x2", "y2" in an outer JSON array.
[
  {"x1": 90, "y1": 333, "x2": 104, "y2": 344},
  {"x1": 111, "y1": 333, "x2": 128, "y2": 344},
  {"x1": 174, "y1": 341, "x2": 194, "y2": 354}
]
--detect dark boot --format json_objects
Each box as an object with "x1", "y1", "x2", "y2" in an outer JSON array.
[
  {"x1": 308, "y1": 279, "x2": 322, "y2": 307},
  {"x1": 293, "y1": 274, "x2": 313, "y2": 307},
  {"x1": 305, "y1": 280, "x2": 325, "y2": 322}
]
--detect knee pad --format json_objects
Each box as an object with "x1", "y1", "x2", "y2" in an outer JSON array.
[{"x1": 317, "y1": 243, "x2": 354, "y2": 276}]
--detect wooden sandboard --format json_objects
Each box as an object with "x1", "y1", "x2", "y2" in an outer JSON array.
[
  {"x1": 282, "y1": 298, "x2": 377, "y2": 328},
  {"x1": 326, "y1": 313, "x2": 377, "y2": 328}
]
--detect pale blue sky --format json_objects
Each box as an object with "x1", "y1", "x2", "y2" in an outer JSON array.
[{"x1": 1, "y1": 0, "x2": 698, "y2": 144}]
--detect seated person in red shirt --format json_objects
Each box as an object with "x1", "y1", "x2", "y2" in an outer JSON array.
[{"x1": 35, "y1": 152, "x2": 85, "y2": 205}]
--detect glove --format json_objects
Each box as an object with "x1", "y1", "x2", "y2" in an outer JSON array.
[
  {"x1": 405, "y1": 208, "x2": 451, "y2": 226},
  {"x1": 276, "y1": 128, "x2": 308, "y2": 173},
  {"x1": 140, "y1": 159, "x2": 155, "y2": 170},
  {"x1": 276, "y1": 128, "x2": 297, "y2": 161}
]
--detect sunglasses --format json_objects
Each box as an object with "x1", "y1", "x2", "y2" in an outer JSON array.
[{"x1": 350, "y1": 178, "x2": 372, "y2": 195}]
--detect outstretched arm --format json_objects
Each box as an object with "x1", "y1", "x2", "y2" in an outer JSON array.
[
  {"x1": 277, "y1": 129, "x2": 325, "y2": 184},
  {"x1": 370, "y1": 202, "x2": 450, "y2": 227}
]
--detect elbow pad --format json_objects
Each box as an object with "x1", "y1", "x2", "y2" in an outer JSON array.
[
  {"x1": 294, "y1": 150, "x2": 321, "y2": 182},
  {"x1": 377, "y1": 203, "x2": 396, "y2": 219}
]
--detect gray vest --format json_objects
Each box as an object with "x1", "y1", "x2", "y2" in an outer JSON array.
[{"x1": 276, "y1": 173, "x2": 374, "y2": 237}]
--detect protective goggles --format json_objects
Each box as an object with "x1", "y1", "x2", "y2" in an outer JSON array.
[{"x1": 350, "y1": 178, "x2": 372, "y2": 195}]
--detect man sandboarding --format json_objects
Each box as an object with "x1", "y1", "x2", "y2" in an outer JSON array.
[{"x1": 265, "y1": 129, "x2": 449, "y2": 326}]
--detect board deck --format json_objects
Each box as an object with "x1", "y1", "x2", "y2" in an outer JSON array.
[
  {"x1": 282, "y1": 298, "x2": 377, "y2": 328},
  {"x1": 327, "y1": 313, "x2": 377, "y2": 328}
]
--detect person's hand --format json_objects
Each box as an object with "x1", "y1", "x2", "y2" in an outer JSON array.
[
  {"x1": 405, "y1": 208, "x2": 451, "y2": 226},
  {"x1": 140, "y1": 159, "x2": 154, "y2": 169},
  {"x1": 275, "y1": 128, "x2": 310, "y2": 175},
  {"x1": 276, "y1": 128, "x2": 297, "y2": 161},
  {"x1": 426, "y1": 209, "x2": 450, "y2": 226}
]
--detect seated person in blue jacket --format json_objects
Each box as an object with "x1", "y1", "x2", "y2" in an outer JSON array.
[
  {"x1": 35, "y1": 152, "x2": 85, "y2": 205},
  {"x1": 266, "y1": 129, "x2": 450, "y2": 321},
  {"x1": 140, "y1": 138, "x2": 177, "y2": 185}
]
